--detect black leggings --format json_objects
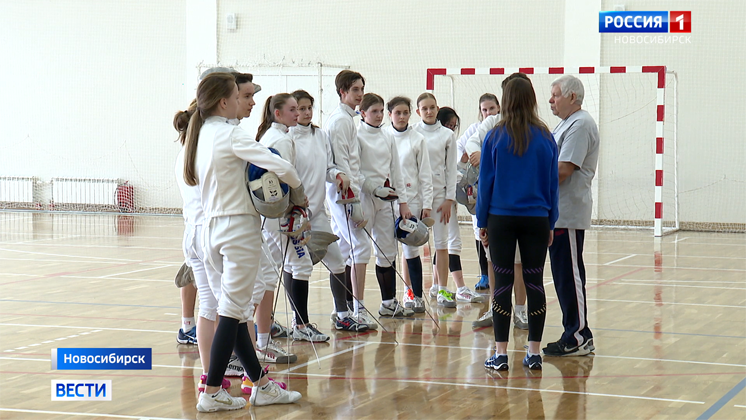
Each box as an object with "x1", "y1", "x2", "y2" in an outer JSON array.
[
  {"x1": 487, "y1": 215, "x2": 549, "y2": 343},
  {"x1": 284, "y1": 271, "x2": 309, "y2": 326},
  {"x1": 206, "y1": 316, "x2": 264, "y2": 387}
]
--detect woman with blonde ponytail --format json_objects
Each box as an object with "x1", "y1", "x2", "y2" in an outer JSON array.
[
  {"x1": 256, "y1": 93, "x2": 330, "y2": 342},
  {"x1": 188, "y1": 73, "x2": 303, "y2": 412}
]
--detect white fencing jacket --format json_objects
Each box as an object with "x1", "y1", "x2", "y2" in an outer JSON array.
[
  {"x1": 324, "y1": 103, "x2": 362, "y2": 196},
  {"x1": 465, "y1": 114, "x2": 500, "y2": 156},
  {"x1": 259, "y1": 122, "x2": 296, "y2": 165},
  {"x1": 386, "y1": 124, "x2": 433, "y2": 210},
  {"x1": 414, "y1": 121, "x2": 457, "y2": 202},
  {"x1": 290, "y1": 123, "x2": 343, "y2": 218},
  {"x1": 195, "y1": 116, "x2": 300, "y2": 219},
  {"x1": 175, "y1": 147, "x2": 204, "y2": 226},
  {"x1": 357, "y1": 121, "x2": 407, "y2": 204}
]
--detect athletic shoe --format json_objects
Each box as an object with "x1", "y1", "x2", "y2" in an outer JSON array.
[
  {"x1": 475, "y1": 274, "x2": 489, "y2": 290},
  {"x1": 379, "y1": 299, "x2": 415, "y2": 317},
  {"x1": 513, "y1": 309, "x2": 529, "y2": 330},
  {"x1": 197, "y1": 375, "x2": 231, "y2": 393},
  {"x1": 437, "y1": 289, "x2": 457, "y2": 308},
  {"x1": 357, "y1": 308, "x2": 378, "y2": 330},
  {"x1": 429, "y1": 284, "x2": 439, "y2": 298},
  {"x1": 270, "y1": 321, "x2": 289, "y2": 339},
  {"x1": 455, "y1": 287, "x2": 485, "y2": 303},
  {"x1": 542, "y1": 338, "x2": 595, "y2": 357},
  {"x1": 335, "y1": 316, "x2": 369, "y2": 332},
  {"x1": 523, "y1": 354, "x2": 542, "y2": 370},
  {"x1": 484, "y1": 354, "x2": 509, "y2": 371},
  {"x1": 256, "y1": 339, "x2": 297, "y2": 364},
  {"x1": 292, "y1": 324, "x2": 330, "y2": 342},
  {"x1": 177, "y1": 326, "x2": 198, "y2": 345},
  {"x1": 472, "y1": 311, "x2": 493, "y2": 328},
  {"x1": 412, "y1": 296, "x2": 426, "y2": 313},
  {"x1": 249, "y1": 380, "x2": 301, "y2": 406},
  {"x1": 224, "y1": 355, "x2": 245, "y2": 377},
  {"x1": 403, "y1": 288, "x2": 415, "y2": 308},
  {"x1": 195, "y1": 388, "x2": 246, "y2": 413},
  {"x1": 330, "y1": 309, "x2": 339, "y2": 323},
  {"x1": 241, "y1": 370, "x2": 287, "y2": 395}
]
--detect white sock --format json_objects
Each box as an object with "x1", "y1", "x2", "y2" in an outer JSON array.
[
  {"x1": 257, "y1": 333, "x2": 269, "y2": 348},
  {"x1": 354, "y1": 300, "x2": 364, "y2": 315},
  {"x1": 382, "y1": 298, "x2": 395, "y2": 306},
  {"x1": 527, "y1": 352, "x2": 540, "y2": 357},
  {"x1": 515, "y1": 304, "x2": 526, "y2": 314},
  {"x1": 457, "y1": 286, "x2": 468, "y2": 293},
  {"x1": 337, "y1": 310, "x2": 349, "y2": 319},
  {"x1": 439, "y1": 285, "x2": 447, "y2": 291},
  {"x1": 182, "y1": 317, "x2": 195, "y2": 331}
]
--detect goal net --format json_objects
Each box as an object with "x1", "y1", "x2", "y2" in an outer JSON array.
[{"x1": 430, "y1": 66, "x2": 679, "y2": 236}]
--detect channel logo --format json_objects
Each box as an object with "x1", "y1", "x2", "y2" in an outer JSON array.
[
  {"x1": 599, "y1": 11, "x2": 691, "y2": 33},
  {"x1": 52, "y1": 380, "x2": 112, "y2": 401}
]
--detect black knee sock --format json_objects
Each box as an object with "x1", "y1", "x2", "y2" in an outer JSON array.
[
  {"x1": 476, "y1": 240, "x2": 488, "y2": 276},
  {"x1": 448, "y1": 254, "x2": 462, "y2": 272},
  {"x1": 344, "y1": 265, "x2": 353, "y2": 303},
  {"x1": 375, "y1": 264, "x2": 396, "y2": 301},
  {"x1": 233, "y1": 322, "x2": 264, "y2": 382},
  {"x1": 206, "y1": 316, "x2": 239, "y2": 387},
  {"x1": 406, "y1": 257, "x2": 423, "y2": 297},
  {"x1": 330, "y1": 271, "x2": 348, "y2": 313},
  {"x1": 284, "y1": 271, "x2": 309, "y2": 326}
]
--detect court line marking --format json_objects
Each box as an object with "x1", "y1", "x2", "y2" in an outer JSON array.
[
  {"x1": 697, "y1": 377, "x2": 746, "y2": 420},
  {"x1": 0, "y1": 247, "x2": 139, "y2": 262},
  {"x1": 734, "y1": 405, "x2": 746, "y2": 408},
  {"x1": 588, "y1": 298, "x2": 746, "y2": 309},
  {"x1": 0, "y1": 323, "x2": 173, "y2": 333},
  {"x1": 620, "y1": 279, "x2": 746, "y2": 284},
  {"x1": 61, "y1": 275, "x2": 172, "y2": 283},
  {"x1": 604, "y1": 254, "x2": 637, "y2": 265},
  {"x1": 286, "y1": 372, "x2": 704, "y2": 404},
  {"x1": 610, "y1": 282, "x2": 746, "y2": 291},
  {"x1": 0, "y1": 299, "x2": 180, "y2": 309},
  {"x1": 4, "y1": 330, "x2": 101, "y2": 353},
  {"x1": 0, "y1": 408, "x2": 186, "y2": 420},
  {"x1": 100, "y1": 265, "x2": 172, "y2": 278},
  {"x1": 275, "y1": 342, "x2": 370, "y2": 374}
]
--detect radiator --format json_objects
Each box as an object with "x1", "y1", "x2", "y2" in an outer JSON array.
[
  {"x1": 0, "y1": 176, "x2": 37, "y2": 203},
  {"x1": 51, "y1": 178, "x2": 120, "y2": 206}
]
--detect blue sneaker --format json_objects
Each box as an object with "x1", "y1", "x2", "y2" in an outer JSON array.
[
  {"x1": 475, "y1": 275, "x2": 489, "y2": 290},
  {"x1": 523, "y1": 354, "x2": 542, "y2": 370},
  {"x1": 484, "y1": 354, "x2": 509, "y2": 371},
  {"x1": 177, "y1": 326, "x2": 197, "y2": 344}
]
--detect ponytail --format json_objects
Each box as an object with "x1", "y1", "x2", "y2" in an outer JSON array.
[
  {"x1": 173, "y1": 99, "x2": 197, "y2": 146},
  {"x1": 183, "y1": 110, "x2": 204, "y2": 186},
  {"x1": 256, "y1": 96, "x2": 275, "y2": 142},
  {"x1": 181, "y1": 72, "x2": 236, "y2": 186}
]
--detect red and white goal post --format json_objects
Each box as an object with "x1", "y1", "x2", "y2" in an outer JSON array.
[{"x1": 427, "y1": 66, "x2": 678, "y2": 237}]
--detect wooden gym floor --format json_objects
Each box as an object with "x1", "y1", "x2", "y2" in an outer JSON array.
[{"x1": 0, "y1": 211, "x2": 744, "y2": 419}]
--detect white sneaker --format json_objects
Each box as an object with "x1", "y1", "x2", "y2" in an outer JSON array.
[
  {"x1": 330, "y1": 309, "x2": 339, "y2": 323},
  {"x1": 357, "y1": 308, "x2": 378, "y2": 330},
  {"x1": 413, "y1": 296, "x2": 426, "y2": 313},
  {"x1": 256, "y1": 339, "x2": 298, "y2": 364},
  {"x1": 379, "y1": 299, "x2": 414, "y2": 317},
  {"x1": 472, "y1": 310, "x2": 493, "y2": 328},
  {"x1": 513, "y1": 309, "x2": 529, "y2": 330},
  {"x1": 429, "y1": 284, "x2": 439, "y2": 298},
  {"x1": 196, "y1": 388, "x2": 246, "y2": 412},
  {"x1": 403, "y1": 289, "x2": 415, "y2": 308},
  {"x1": 249, "y1": 380, "x2": 302, "y2": 406},
  {"x1": 437, "y1": 289, "x2": 457, "y2": 308},
  {"x1": 456, "y1": 287, "x2": 486, "y2": 303},
  {"x1": 224, "y1": 355, "x2": 244, "y2": 377},
  {"x1": 291, "y1": 324, "x2": 330, "y2": 342}
]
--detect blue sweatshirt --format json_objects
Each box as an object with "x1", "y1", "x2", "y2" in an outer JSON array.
[{"x1": 476, "y1": 125, "x2": 559, "y2": 230}]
